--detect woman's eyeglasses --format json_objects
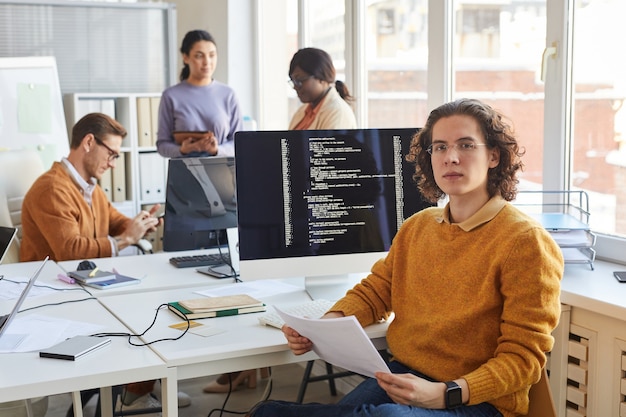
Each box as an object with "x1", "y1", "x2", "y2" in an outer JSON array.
[{"x1": 288, "y1": 75, "x2": 313, "y2": 89}]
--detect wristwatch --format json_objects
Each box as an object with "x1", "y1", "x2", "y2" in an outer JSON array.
[{"x1": 444, "y1": 381, "x2": 463, "y2": 409}]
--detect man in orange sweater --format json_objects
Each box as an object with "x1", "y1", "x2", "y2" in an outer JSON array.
[
  {"x1": 20, "y1": 112, "x2": 159, "y2": 262},
  {"x1": 20, "y1": 113, "x2": 191, "y2": 412},
  {"x1": 249, "y1": 99, "x2": 563, "y2": 417}
]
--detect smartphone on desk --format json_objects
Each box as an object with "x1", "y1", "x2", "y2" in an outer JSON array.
[{"x1": 613, "y1": 271, "x2": 626, "y2": 283}]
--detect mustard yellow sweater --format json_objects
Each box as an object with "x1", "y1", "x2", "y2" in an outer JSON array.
[
  {"x1": 332, "y1": 196, "x2": 563, "y2": 417},
  {"x1": 20, "y1": 162, "x2": 130, "y2": 262}
]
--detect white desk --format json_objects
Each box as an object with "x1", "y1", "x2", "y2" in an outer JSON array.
[
  {"x1": 54, "y1": 249, "x2": 237, "y2": 296},
  {"x1": 546, "y1": 260, "x2": 626, "y2": 417},
  {"x1": 99, "y1": 283, "x2": 389, "y2": 417},
  {"x1": 0, "y1": 259, "x2": 66, "y2": 283},
  {"x1": 0, "y1": 286, "x2": 169, "y2": 417}
]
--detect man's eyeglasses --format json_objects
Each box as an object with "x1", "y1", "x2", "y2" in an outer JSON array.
[
  {"x1": 426, "y1": 141, "x2": 488, "y2": 156},
  {"x1": 93, "y1": 135, "x2": 121, "y2": 162},
  {"x1": 288, "y1": 75, "x2": 313, "y2": 89}
]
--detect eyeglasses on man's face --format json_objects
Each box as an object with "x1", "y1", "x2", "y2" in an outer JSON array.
[
  {"x1": 288, "y1": 75, "x2": 313, "y2": 89},
  {"x1": 426, "y1": 140, "x2": 488, "y2": 156},
  {"x1": 93, "y1": 135, "x2": 121, "y2": 162}
]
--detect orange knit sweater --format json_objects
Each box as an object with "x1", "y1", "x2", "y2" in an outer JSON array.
[
  {"x1": 332, "y1": 196, "x2": 563, "y2": 417},
  {"x1": 20, "y1": 162, "x2": 131, "y2": 262}
]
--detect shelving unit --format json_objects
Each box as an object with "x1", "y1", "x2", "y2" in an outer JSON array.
[
  {"x1": 63, "y1": 92, "x2": 167, "y2": 252},
  {"x1": 515, "y1": 190, "x2": 596, "y2": 270}
]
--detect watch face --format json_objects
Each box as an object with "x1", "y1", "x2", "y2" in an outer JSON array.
[{"x1": 445, "y1": 382, "x2": 463, "y2": 409}]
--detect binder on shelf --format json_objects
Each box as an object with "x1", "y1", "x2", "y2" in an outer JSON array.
[
  {"x1": 136, "y1": 97, "x2": 152, "y2": 147},
  {"x1": 98, "y1": 169, "x2": 113, "y2": 200},
  {"x1": 76, "y1": 99, "x2": 103, "y2": 118},
  {"x1": 138, "y1": 152, "x2": 166, "y2": 203},
  {"x1": 111, "y1": 155, "x2": 127, "y2": 202},
  {"x1": 149, "y1": 96, "x2": 161, "y2": 147},
  {"x1": 100, "y1": 98, "x2": 116, "y2": 119}
]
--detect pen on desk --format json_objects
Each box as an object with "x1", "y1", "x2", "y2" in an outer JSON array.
[
  {"x1": 88, "y1": 267, "x2": 99, "y2": 277},
  {"x1": 57, "y1": 273, "x2": 75, "y2": 284}
]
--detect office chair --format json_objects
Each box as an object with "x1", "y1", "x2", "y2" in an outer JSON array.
[
  {"x1": 296, "y1": 360, "x2": 359, "y2": 403},
  {"x1": 0, "y1": 149, "x2": 45, "y2": 264},
  {"x1": 527, "y1": 368, "x2": 557, "y2": 417}
]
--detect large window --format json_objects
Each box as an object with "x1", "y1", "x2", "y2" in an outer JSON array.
[
  {"x1": 572, "y1": 0, "x2": 625, "y2": 239},
  {"x1": 453, "y1": 1, "x2": 547, "y2": 189},
  {"x1": 365, "y1": 0, "x2": 429, "y2": 128},
  {"x1": 287, "y1": 0, "x2": 625, "y2": 260}
]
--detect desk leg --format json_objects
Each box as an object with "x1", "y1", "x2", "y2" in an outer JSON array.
[
  {"x1": 99, "y1": 386, "x2": 113, "y2": 417},
  {"x1": 161, "y1": 368, "x2": 178, "y2": 417},
  {"x1": 70, "y1": 391, "x2": 84, "y2": 417}
]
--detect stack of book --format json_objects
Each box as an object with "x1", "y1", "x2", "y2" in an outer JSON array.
[
  {"x1": 168, "y1": 294, "x2": 266, "y2": 319},
  {"x1": 68, "y1": 269, "x2": 140, "y2": 290}
]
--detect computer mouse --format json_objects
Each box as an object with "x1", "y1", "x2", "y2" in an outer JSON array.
[{"x1": 77, "y1": 260, "x2": 97, "y2": 271}]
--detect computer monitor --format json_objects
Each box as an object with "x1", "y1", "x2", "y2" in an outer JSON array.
[
  {"x1": 234, "y1": 128, "x2": 434, "y2": 300},
  {"x1": 162, "y1": 156, "x2": 237, "y2": 252}
]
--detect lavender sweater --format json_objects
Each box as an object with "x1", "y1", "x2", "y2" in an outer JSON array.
[{"x1": 157, "y1": 80, "x2": 243, "y2": 158}]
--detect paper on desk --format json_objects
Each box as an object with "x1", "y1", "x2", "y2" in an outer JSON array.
[
  {"x1": 0, "y1": 314, "x2": 105, "y2": 353},
  {"x1": 0, "y1": 279, "x2": 56, "y2": 300},
  {"x1": 195, "y1": 280, "x2": 302, "y2": 300},
  {"x1": 275, "y1": 307, "x2": 390, "y2": 378}
]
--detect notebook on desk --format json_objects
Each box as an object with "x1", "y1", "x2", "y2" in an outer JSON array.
[
  {"x1": 0, "y1": 256, "x2": 49, "y2": 343},
  {"x1": 0, "y1": 226, "x2": 17, "y2": 264}
]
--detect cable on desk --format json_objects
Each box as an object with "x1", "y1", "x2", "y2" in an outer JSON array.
[
  {"x1": 216, "y1": 232, "x2": 242, "y2": 283},
  {"x1": 91, "y1": 303, "x2": 190, "y2": 346},
  {"x1": 0, "y1": 276, "x2": 98, "y2": 313}
]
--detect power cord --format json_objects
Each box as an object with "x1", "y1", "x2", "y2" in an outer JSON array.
[
  {"x1": 206, "y1": 367, "x2": 273, "y2": 417},
  {"x1": 215, "y1": 230, "x2": 241, "y2": 283},
  {"x1": 91, "y1": 303, "x2": 190, "y2": 346}
]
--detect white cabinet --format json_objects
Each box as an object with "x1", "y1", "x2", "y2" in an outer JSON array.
[{"x1": 63, "y1": 93, "x2": 167, "y2": 251}]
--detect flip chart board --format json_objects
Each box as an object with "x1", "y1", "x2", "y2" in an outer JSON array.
[{"x1": 0, "y1": 56, "x2": 69, "y2": 168}]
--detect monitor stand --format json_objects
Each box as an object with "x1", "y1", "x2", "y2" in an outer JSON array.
[{"x1": 304, "y1": 274, "x2": 359, "y2": 301}]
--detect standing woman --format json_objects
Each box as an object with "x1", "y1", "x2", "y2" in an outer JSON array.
[
  {"x1": 157, "y1": 30, "x2": 243, "y2": 158},
  {"x1": 288, "y1": 47, "x2": 357, "y2": 130}
]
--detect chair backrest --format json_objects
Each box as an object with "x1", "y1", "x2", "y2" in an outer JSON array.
[
  {"x1": 0, "y1": 149, "x2": 46, "y2": 264},
  {"x1": 526, "y1": 368, "x2": 557, "y2": 417}
]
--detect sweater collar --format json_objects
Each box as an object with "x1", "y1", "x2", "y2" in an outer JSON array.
[
  {"x1": 436, "y1": 195, "x2": 507, "y2": 231},
  {"x1": 61, "y1": 158, "x2": 97, "y2": 203}
]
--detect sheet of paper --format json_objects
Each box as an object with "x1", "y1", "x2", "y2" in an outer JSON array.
[
  {"x1": 0, "y1": 279, "x2": 56, "y2": 300},
  {"x1": 195, "y1": 280, "x2": 302, "y2": 300},
  {"x1": 275, "y1": 307, "x2": 390, "y2": 378},
  {"x1": 0, "y1": 314, "x2": 105, "y2": 353}
]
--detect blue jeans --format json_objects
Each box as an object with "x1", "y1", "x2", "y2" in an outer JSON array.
[{"x1": 250, "y1": 361, "x2": 503, "y2": 417}]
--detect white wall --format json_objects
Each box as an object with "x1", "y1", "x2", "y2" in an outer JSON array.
[
  {"x1": 170, "y1": 0, "x2": 256, "y2": 122},
  {"x1": 170, "y1": 0, "x2": 288, "y2": 129}
]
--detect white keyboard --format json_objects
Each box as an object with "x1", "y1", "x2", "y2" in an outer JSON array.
[{"x1": 258, "y1": 299, "x2": 336, "y2": 329}]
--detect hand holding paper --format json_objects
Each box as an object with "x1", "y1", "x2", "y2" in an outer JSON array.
[{"x1": 275, "y1": 307, "x2": 390, "y2": 378}]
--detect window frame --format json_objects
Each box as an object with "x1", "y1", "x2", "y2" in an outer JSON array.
[{"x1": 296, "y1": 0, "x2": 625, "y2": 265}]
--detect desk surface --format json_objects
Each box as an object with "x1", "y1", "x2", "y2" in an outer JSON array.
[
  {"x1": 99, "y1": 283, "x2": 389, "y2": 379},
  {"x1": 0, "y1": 295, "x2": 167, "y2": 403},
  {"x1": 54, "y1": 249, "x2": 236, "y2": 296},
  {"x1": 560, "y1": 260, "x2": 626, "y2": 318}
]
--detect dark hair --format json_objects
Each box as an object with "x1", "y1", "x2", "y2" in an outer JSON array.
[
  {"x1": 406, "y1": 98, "x2": 525, "y2": 203},
  {"x1": 179, "y1": 30, "x2": 217, "y2": 81},
  {"x1": 70, "y1": 113, "x2": 127, "y2": 149},
  {"x1": 289, "y1": 47, "x2": 354, "y2": 103}
]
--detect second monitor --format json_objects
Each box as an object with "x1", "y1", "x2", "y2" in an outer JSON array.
[{"x1": 162, "y1": 156, "x2": 237, "y2": 252}]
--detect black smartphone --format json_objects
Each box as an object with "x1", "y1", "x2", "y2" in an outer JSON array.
[{"x1": 613, "y1": 271, "x2": 626, "y2": 283}]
